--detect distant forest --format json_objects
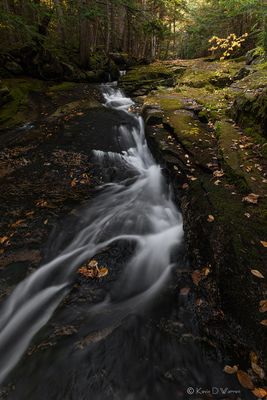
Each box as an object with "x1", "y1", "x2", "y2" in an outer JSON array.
[{"x1": 0, "y1": 0, "x2": 266, "y2": 67}]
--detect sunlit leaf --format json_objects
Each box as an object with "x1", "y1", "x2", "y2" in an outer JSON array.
[
  {"x1": 237, "y1": 370, "x2": 254, "y2": 390},
  {"x1": 242, "y1": 193, "x2": 259, "y2": 204},
  {"x1": 251, "y1": 270, "x2": 264, "y2": 279},
  {"x1": 207, "y1": 215, "x2": 215, "y2": 222},
  {"x1": 251, "y1": 362, "x2": 265, "y2": 379},
  {"x1": 259, "y1": 300, "x2": 267, "y2": 313},
  {"x1": 251, "y1": 388, "x2": 267, "y2": 399},
  {"x1": 0, "y1": 236, "x2": 9, "y2": 244},
  {"x1": 223, "y1": 365, "x2": 238, "y2": 374}
]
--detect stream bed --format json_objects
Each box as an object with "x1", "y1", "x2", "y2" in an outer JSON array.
[{"x1": 0, "y1": 84, "x2": 252, "y2": 400}]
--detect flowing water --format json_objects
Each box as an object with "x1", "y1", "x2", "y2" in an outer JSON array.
[
  {"x1": 0, "y1": 85, "x2": 251, "y2": 399},
  {"x1": 0, "y1": 85, "x2": 183, "y2": 383}
]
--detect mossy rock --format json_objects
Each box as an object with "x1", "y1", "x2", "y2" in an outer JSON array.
[
  {"x1": 47, "y1": 82, "x2": 77, "y2": 92},
  {"x1": 231, "y1": 88, "x2": 267, "y2": 138},
  {"x1": 120, "y1": 62, "x2": 185, "y2": 95},
  {"x1": 0, "y1": 78, "x2": 45, "y2": 129}
]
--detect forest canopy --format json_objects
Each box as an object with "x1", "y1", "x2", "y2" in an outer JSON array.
[{"x1": 0, "y1": 0, "x2": 266, "y2": 67}]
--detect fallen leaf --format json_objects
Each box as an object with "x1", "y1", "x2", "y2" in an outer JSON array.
[
  {"x1": 244, "y1": 213, "x2": 251, "y2": 218},
  {"x1": 44, "y1": 219, "x2": 48, "y2": 225},
  {"x1": 237, "y1": 370, "x2": 254, "y2": 390},
  {"x1": 187, "y1": 175, "x2": 197, "y2": 181},
  {"x1": 191, "y1": 270, "x2": 202, "y2": 286},
  {"x1": 260, "y1": 241, "x2": 267, "y2": 248},
  {"x1": 223, "y1": 365, "x2": 238, "y2": 374},
  {"x1": 251, "y1": 362, "x2": 265, "y2": 379},
  {"x1": 0, "y1": 236, "x2": 9, "y2": 244},
  {"x1": 242, "y1": 193, "x2": 259, "y2": 204},
  {"x1": 251, "y1": 388, "x2": 267, "y2": 399},
  {"x1": 214, "y1": 179, "x2": 221, "y2": 185},
  {"x1": 78, "y1": 266, "x2": 96, "y2": 278},
  {"x1": 36, "y1": 199, "x2": 48, "y2": 207},
  {"x1": 250, "y1": 351, "x2": 258, "y2": 364},
  {"x1": 76, "y1": 112, "x2": 84, "y2": 116},
  {"x1": 251, "y1": 269, "x2": 264, "y2": 279},
  {"x1": 259, "y1": 300, "x2": 267, "y2": 313},
  {"x1": 180, "y1": 287, "x2": 190, "y2": 296},
  {"x1": 10, "y1": 219, "x2": 25, "y2": 228},
  {"x1": 78, "y1": 259, "x2": 108, "y2": 279},
  {"x1": 182, "y1": 183, "x2": 189, "y2": 190},
  {"x1": 196, "y1": 298, "x2": 204, "y2": 306},
  {"x1": 207, "y1": 214, "x2": 215, "y2": 222},
  {"x1": 25, "y1": 211, "x2": 35, "y2": 217},
  {"x1": 88, "y1": 259, "x2": 98, "y2": 268},
  {"x1": 213, "y1": 170, "x2": 224, "y2": 178},
  {"x1": 202, "y1": 266, "x2": 211, "y2": 276},
  {"x1": 97, "y1": 267, "x2": 109, "y2": 277},
  {"x1": 260, "y1": 320, "x2": 267, "y2": 326},
  {"x1": 71, "y1": 178, "x2": 78, "y2": 187}
]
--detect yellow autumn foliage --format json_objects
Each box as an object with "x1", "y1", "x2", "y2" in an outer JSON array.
[{"x1": 208, "y1": 32, "x2": 248, "y2": 60}]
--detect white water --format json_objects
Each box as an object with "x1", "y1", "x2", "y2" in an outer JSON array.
[{"x1": 0, "y1": 85, "x2": 183, "y2": 385}]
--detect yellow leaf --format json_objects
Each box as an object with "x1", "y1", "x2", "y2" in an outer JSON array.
[
  {"x1": 97, "y1": 267, "x2": 108, "y2": 278},
  {"x1": 259, "y1": 300, "x2": 267, "y2": 313},
  {"x1": 207, "y1": 215, "x2": 215, "y2": 223},
  {"x1": 71, "y1": 178, "x2": 78, "y2": 187},
  {"x1": 25, "y1": 211, "x2": 35, "y2": 217},
  {"x1": 242, "y1": 193, "x2": 259, "y2": 204},
  {"x1": 10, "y1": 219, "x2": 25, "y2": 228},
  {"x1": 237, "y1": 370, "x2": 254, "y2": 390},
  {"x1": 202, "y1": 266, "x2": 211, "y2": 276},
  {"x1": 36, "y1": 199, "x2": 48, "y2": 207},
  {"x1": 88, "y1": 259, "x2": 98, "y2": 268},
  {"x1": 213, "y1": 170, "x2": 224, "y2": 178},
  {"x1": 260, "y1": 241, "x2": 267, "y2": 248},
  {"x1": 0, "y1": 236, "x2": 8, "y2": 244},
  {"x1": 250, "y1": 351, "x2": 258, "y2": 364},
  {"x1": 191, "y1": 270, "x2": 202, "y2": 286},
  {"x1": 252, "y1": 388, "x2": 267, "y2": 399},
  {"x1": 223, "y1": 365, "x2": 238, "y2": 374},
  {"x1": 251, "y1": 362, "x2": 265, "y2": 379},
  {"x1": 251, "y1": 270, "x2": 264, "y2": 279}
]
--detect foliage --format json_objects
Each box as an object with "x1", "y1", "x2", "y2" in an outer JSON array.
[
  {"x1": 0, "y1": 0, "x2": 265, "y2": 63},
  {"x1": 209, "y1": 33, "x2": 249, "y2": 60}
]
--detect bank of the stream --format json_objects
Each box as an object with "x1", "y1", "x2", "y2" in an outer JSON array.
[{"x1": 119, "y1": 56, "x2": 267, "y2": 391}]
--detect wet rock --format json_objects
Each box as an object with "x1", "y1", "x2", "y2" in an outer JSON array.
[{"x1": 142, "y1": 104, "x2": 163, "y2": 125}]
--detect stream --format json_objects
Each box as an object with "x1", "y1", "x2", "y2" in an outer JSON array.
[{"x1": 0, "y1": 84, "x2": 250, "y2": 399}]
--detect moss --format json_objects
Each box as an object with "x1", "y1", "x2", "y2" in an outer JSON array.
[
  {"x1": 48, "y1": 82, "x2": 76, "y2": 92},
  {"x1": 120, "y1": 62, "x2": 185, "y2": 94},
  {"x1": 0, "y1": 78, "x2": 45, "y2": 128}
]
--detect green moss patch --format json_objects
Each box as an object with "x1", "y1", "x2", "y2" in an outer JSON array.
[{"x1": 0, "y1": 78, "x2": 45, "y2": 128}]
